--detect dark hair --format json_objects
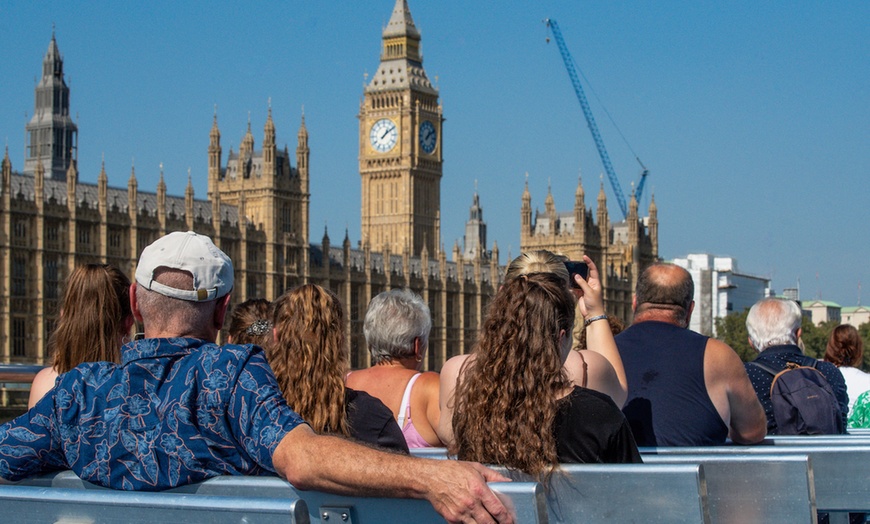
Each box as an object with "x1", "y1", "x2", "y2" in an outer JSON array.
[
  {"x1": 270, "y1": 285, "x2": 350, "y2": 437},
  {"x1": 825, "y1": 324, "x2": 864, "y2": 368},
  {"x1": 227, "y1": 298, "x2": 273, "y2": 346},
  {"x1": 50, "y1": 264, "x2": 132, "y2": 373},
  {"x1": 452, "y1": 272, "x2": 576, "y2": 476},
  {"x1": 634, "y1": 263, "x2": 694, "y2": 324}
]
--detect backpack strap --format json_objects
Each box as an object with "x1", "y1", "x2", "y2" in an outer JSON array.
[{"x1": 750, "y1": 361, "x2": 781, "y2": 376}]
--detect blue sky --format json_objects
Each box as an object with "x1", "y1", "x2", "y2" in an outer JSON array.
[{"x1": 1, "y1": 1, "x2": 867, "y2": 307}]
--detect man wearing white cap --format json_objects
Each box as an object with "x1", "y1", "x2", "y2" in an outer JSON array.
[{"x1": 0, "y1": 231, "x2": 513, "y2": 524}]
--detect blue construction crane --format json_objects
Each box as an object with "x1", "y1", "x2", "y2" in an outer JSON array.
[{"x1": 544, "y1": 18, "x2": 648, "y2": 220}]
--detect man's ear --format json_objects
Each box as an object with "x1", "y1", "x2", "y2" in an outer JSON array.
[
  {"x1": 686, "y1": 301, "x2": 695, "y2": 324},
  {"x1": 130, "y1": 283, "x2": 144, "y2": 323},
  {"x1": 632, "y1": 294, "x2": 637, "y2": 312},
  {"x1": 214, "y1": 293, "x2": 232, "y2": 330}
]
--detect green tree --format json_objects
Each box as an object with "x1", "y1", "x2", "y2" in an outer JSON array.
[
  {"x1": 714, "y1": 309, "x2": 755, "y2": 362},
  {"x1": 859, "y1": 322, "x2": 870, "y2": 371},
  {"x1": 800, "y1": 318, "x2": 838, "y2": 360}
]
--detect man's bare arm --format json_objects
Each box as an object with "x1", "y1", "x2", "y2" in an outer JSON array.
[
  {"x1": 273, "y1": 424, "x2": 514, "y2": 524},
  {"x1": 705, "y1": 338, "x2": 767, "y2": 444}
]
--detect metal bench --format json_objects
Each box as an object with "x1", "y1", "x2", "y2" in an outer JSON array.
[
  {"x1": 494, "y1": 463, "x2": 711, "y2": 523},
  {"x1": 642, "y1": 445, "x2": 870, "y2": 524},
  {"x1": 642, "y1": 453, "x2": 815, "y2": 524},
  {"x1": 15, "y1": 471, "x2": 546, "y2": 524},
  {"x1": 409, "y1": 450, "x2": 712, "y2": 522},
  {"x1": 0, "y1": 483, "x2": 309, "y2": 523}
]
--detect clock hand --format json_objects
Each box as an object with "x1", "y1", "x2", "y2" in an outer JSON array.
[{"x1": 381, "y1": 129, "x2": 391, "y2": 139}]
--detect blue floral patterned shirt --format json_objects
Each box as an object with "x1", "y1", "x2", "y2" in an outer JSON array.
[{"x1": 0, "y1": 338, "x2": 305, "y2": 490}]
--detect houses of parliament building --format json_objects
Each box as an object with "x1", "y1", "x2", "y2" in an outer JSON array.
[{"x1": 0, "y1": 0, "x2": 657, "y2": 374}]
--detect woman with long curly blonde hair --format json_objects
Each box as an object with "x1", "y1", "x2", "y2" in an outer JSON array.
[
  {"x1": 504, "y1": 250, "x2": 627, "y2": 408},
  {"x1": 270, "y1": 284, "x2": 408, "y2": 452},
  {"x1": 446, "y1": 272, "x2": 639, "y2": 476}
]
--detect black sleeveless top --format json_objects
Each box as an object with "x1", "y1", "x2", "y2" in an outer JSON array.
[
  {"x1": 617, "y1": 321, "x2": 728, "y2": 446},
  {"x1": 554, "y1": 387, "x2": 642, "y2": 463}
]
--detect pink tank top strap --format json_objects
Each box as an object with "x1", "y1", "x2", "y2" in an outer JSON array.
[{"x1": 398, "y1": 373, "x2": 432, "y2": 448}]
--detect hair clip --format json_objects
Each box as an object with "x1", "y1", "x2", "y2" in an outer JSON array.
[{"x1": 245, "y1": 319, "x2": 272, "y2": 336}]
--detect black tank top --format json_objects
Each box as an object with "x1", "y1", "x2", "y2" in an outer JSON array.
[{"x1": 617, "y1": 321, "x2": 728, "y2": 446}]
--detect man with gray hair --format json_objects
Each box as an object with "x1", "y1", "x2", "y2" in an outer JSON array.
[
  {"x1": 0, "y1": 232, "x2": 511, "y2": 524},
  {"x1": 347, "y1": 289, "x2": 445, "y2": 448},
  {"x1": 744, "y1": 297, "x2": 848, "y2": 434}
]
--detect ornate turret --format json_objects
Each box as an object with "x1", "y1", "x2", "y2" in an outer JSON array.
[
  {"x1": 185, "y1": 169, "x2": 195, "y2": 230},
  {"x1": 2, "y1": 146, "x2": 12, "y2": 193},
  {"x1": 66, "y1": 153, "x2": 77, "y2": 213},
  {"x1": 263, "y1": 103, "x2": 276, "y2": 177},
  {"x1": 297, "y1": 113, "x2": 309, "y2": 193},
  {"x1": 521, "y1": 173, "x2": 532, "y2": 232},
  {"x1": 25, "y1": 31, "x2": 78, "y2": 180},
  {"x1": 321, "y1": 225, "x2": 330, "y2": 268},
  {"x1": 597, "y1": 178, "x2": 609, "y2": 245},
  {"x1": 239, "y1": 116, "x2": 254, "y2": 179},
  {"x1": 628, "y1": 187, "x2": 639, "y2": 243},
  {"x1": 574, "y1": 173, "x2": 586, "y2": 239},
  {"x1": 545, "y1": 180, "x2": 556, "y2": 229},
  {"x1": 34, "y1": 161, "x2": 45, "y2": 212},
  {"x1": 97, "y1": 157, "x2": 108, "y2": 213},
  {"x1": 157, "y1": 163, "x2": 166, "y2": 232},
  {"x1": 127, "y1": 163, "x2": 138, "y2": 220},
  {"x1": 462, "y1": 186, "x2": 487, "y2": 260}
]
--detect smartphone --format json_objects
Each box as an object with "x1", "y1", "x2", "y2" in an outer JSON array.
[{"x1": 564, "y1": 261, "x2": 588, "y2": 288}]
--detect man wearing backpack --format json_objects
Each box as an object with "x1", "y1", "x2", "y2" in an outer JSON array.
[{"x1": 745, "y1": 298, "x2": 848, "y2": 435}]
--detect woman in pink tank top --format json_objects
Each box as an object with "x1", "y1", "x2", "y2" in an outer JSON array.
[{"x1": 345, "y1": 289, "x2": 444, "y2": 448}]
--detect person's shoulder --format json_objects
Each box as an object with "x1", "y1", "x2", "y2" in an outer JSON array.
[
  {"x1": 346, "y1": 388, "x2": 393, "y2": 420},
  {"x1": 572, "y1": 385, "x2": 619, "y2": 407}
]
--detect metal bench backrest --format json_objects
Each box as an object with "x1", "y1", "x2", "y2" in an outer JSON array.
[
  {"x1": 20, "y1": 471, "x2": 546, "y2": 524},
  {"x1": 493, "y1": 463, "x2": 711, "y2": 524},
  {"x1": 0, "y1": 483, "x2": 309, "y2": 524},
  {"x1": 642, "y1": 445, "x2": 870, "y2": 515},
  {"x1": 642, "y1": 453, "x2": 815, "y2": 524}
]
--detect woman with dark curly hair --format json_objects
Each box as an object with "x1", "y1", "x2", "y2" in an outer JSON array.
[
  {"x1": 270, "y1": 284, "x2": 408, "y2": 453},
  {"x1": 443, "y1": 272, "x2": 639, "y2": 476}
]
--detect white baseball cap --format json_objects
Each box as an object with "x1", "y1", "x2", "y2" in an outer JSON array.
[{"x1": 135, "y1": 231, "x2": 234, "y2": 302}]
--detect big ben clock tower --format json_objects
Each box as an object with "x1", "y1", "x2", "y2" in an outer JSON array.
[{"x1": 360, "y1": 0, "x2": 442, "y2": 256}]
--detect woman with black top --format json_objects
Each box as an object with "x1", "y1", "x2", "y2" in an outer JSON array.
[{"x1": 444, "y1": 272, "x2": 640, "y2": 476}]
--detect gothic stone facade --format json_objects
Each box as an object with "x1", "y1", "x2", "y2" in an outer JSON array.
[{"x1": 520, "y1": 177, "x2": 659, "y2": 324}]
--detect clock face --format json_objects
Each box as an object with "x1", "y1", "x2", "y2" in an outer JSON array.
[
  {"x1": 370, "y1": 118, "x2": 398, "y2": 153},
  {"x1": 419, "y1": 120, "x2": 437, "y2": 154}
]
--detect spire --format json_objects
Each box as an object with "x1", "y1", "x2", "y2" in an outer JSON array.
[
  {"x1": 384, "y1": 0, "x2": 421, "y2": 40},
  {"x1": 210, "y1": 105, "x2": 221, "y2": 142},
  {"x1": 544, "y1": 178, "x2": 555, "y2": 216},
  {"x1": 264, "y1": 98, "x2": 275, "y2": 137},
  {"x1": 522, "y1": 172, "x2": 531, "y2": 203},
  {"x1": 597, "y1": 175, "x2": 607, "y2": 205},
  {"x1": 575, "y1": 170, "x2": 585, "y2": 200},
  {"x1": 368, "y1": 0, "x2": 433, "y2": 94},
  {"x1": 98, "y1": 155, "x2": 108, "y2": 202},
  {"x1": 649, "y1": 192, "x2": 657, "y2": 214},
  {"x1": 186, "y1": 168, "x2": 194, "y2": 197},
  {"x1": 26, "y1": 30, "x2": 77, "y2": 180},
  {"x1": 2, "y1": 145, "x2": 10, "y2": 192}
]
